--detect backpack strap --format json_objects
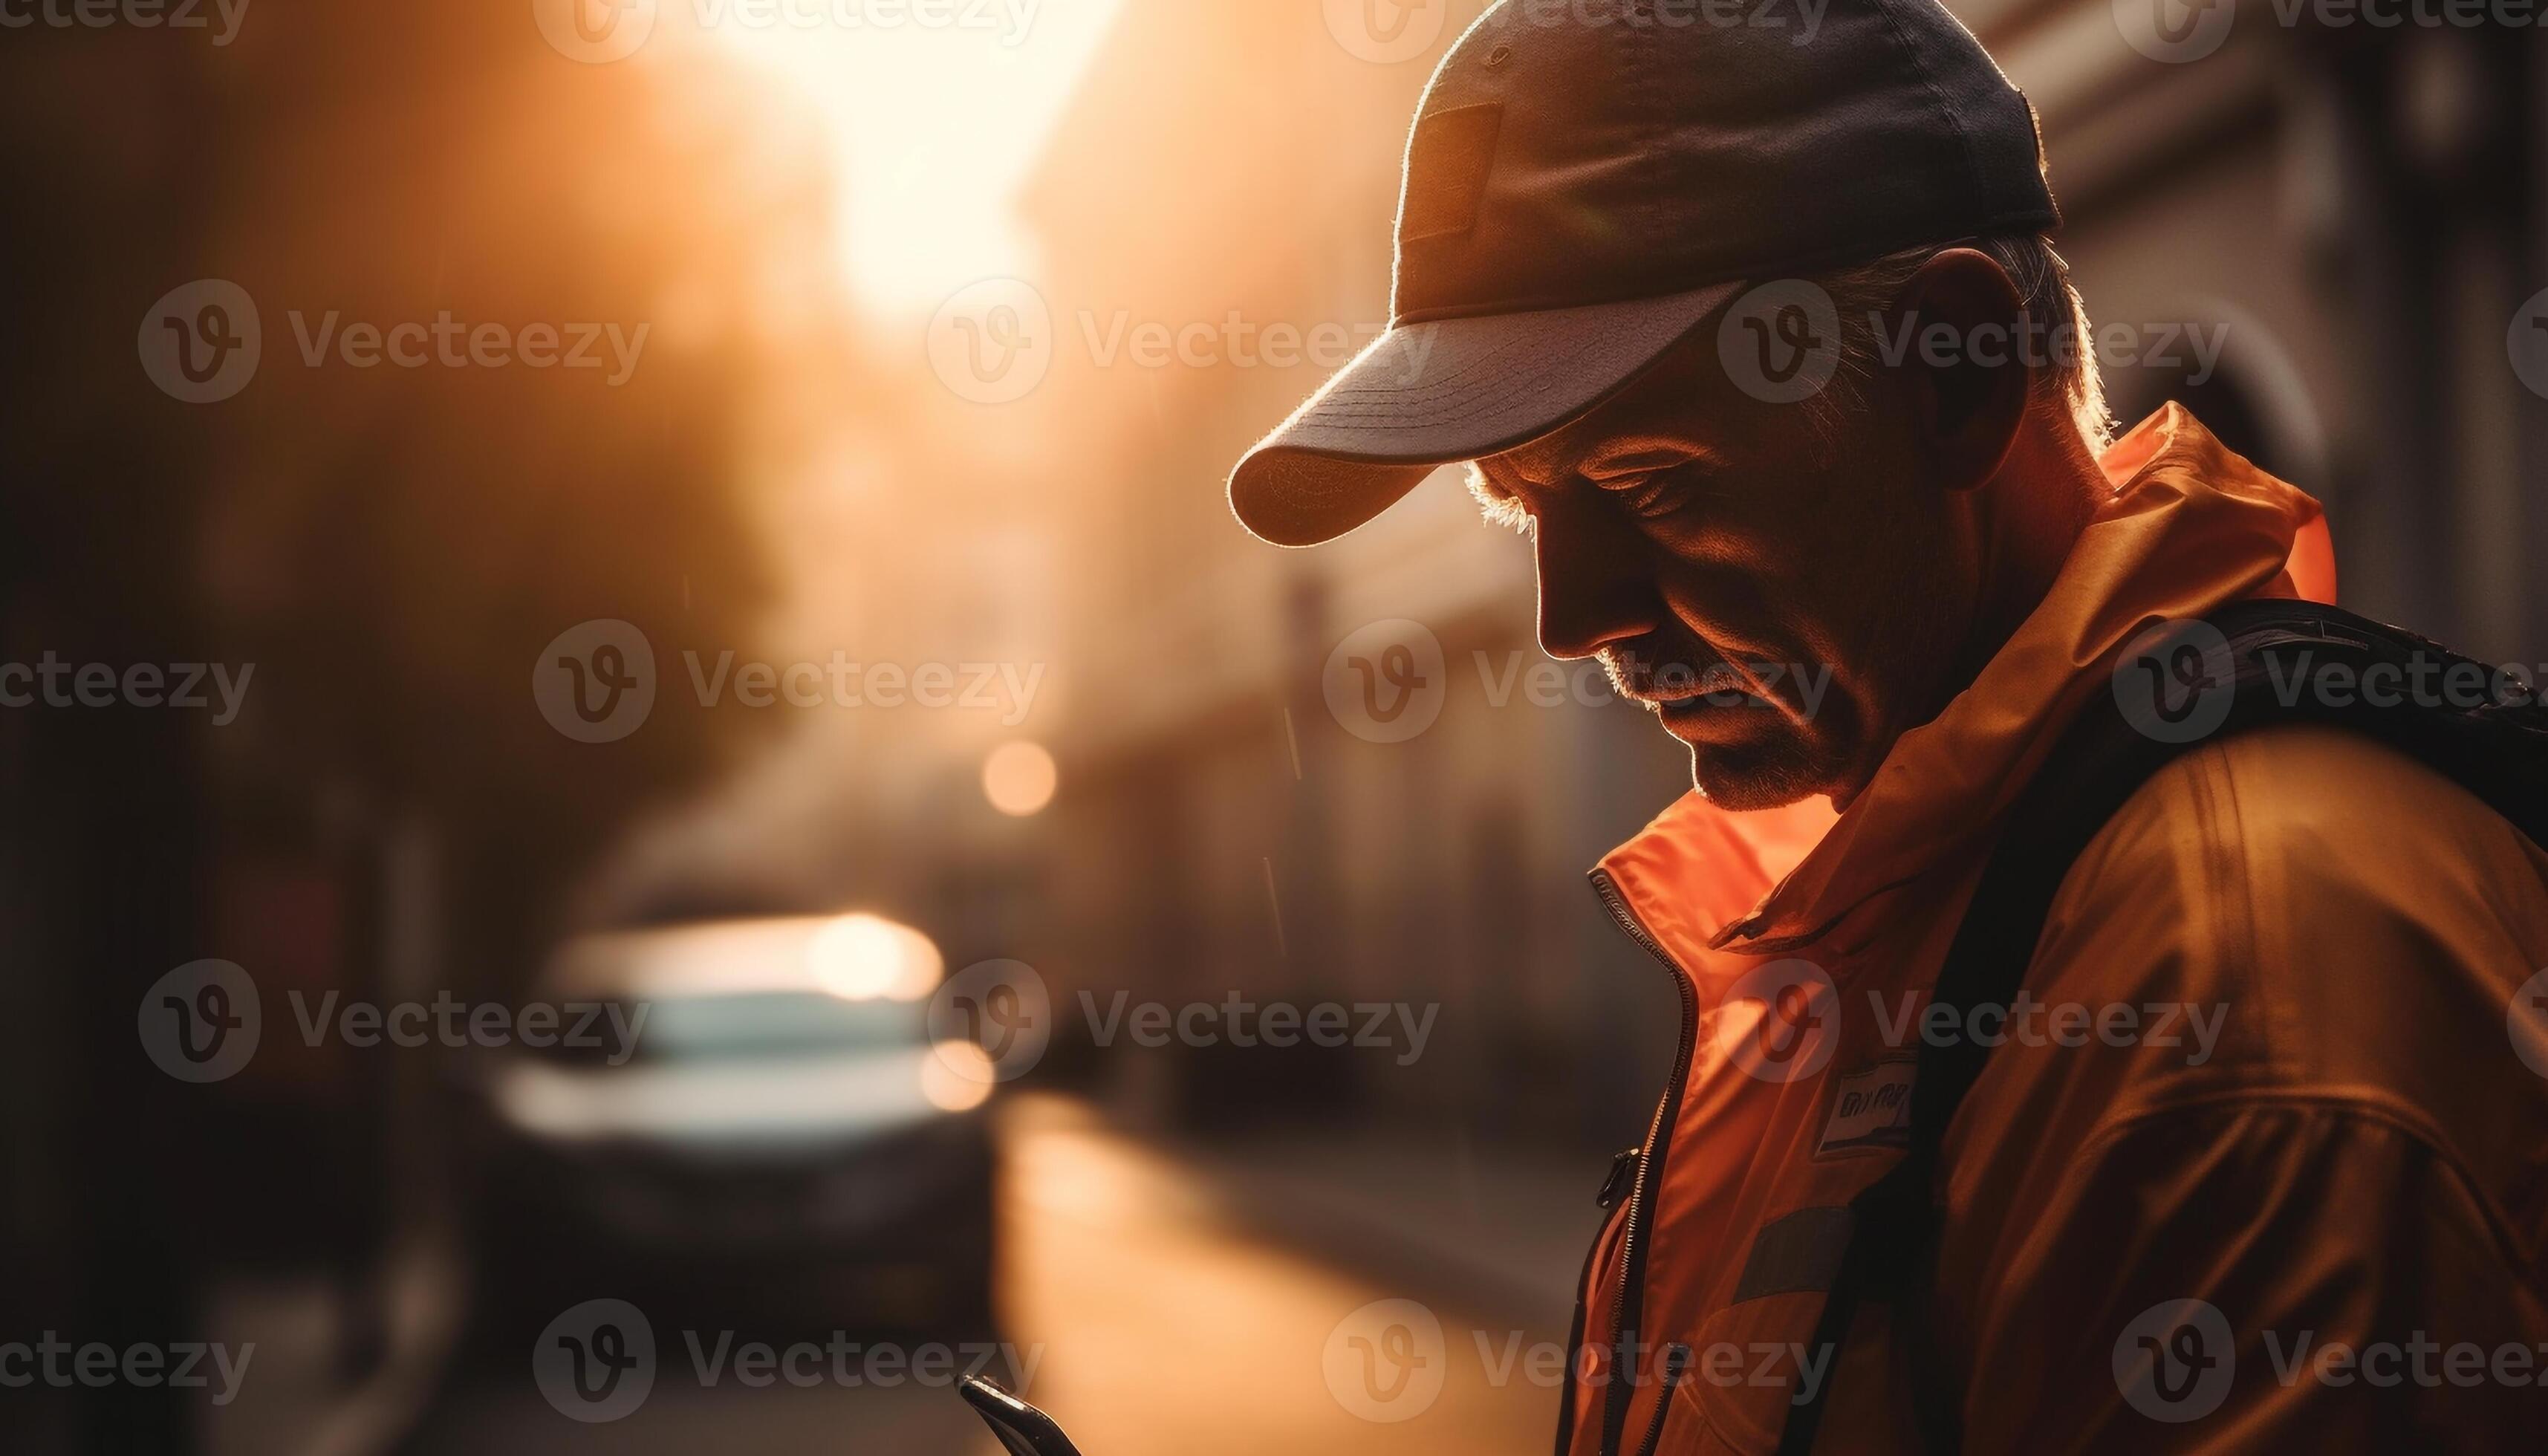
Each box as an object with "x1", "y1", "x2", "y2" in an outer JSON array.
[{"x1": 1774, "y1": 599, "x2": 2548, "y2": 1455}]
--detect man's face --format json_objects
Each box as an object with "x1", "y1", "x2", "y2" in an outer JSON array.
[{"x1": 1471, "y1": 328, "x2": 1984, "y2": 811}]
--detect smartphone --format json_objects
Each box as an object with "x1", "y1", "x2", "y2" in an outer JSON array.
[{"x1": 959, "y1": 1374, "x2": 1085, "y2": 1456}]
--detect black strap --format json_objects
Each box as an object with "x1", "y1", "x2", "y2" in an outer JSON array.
[{"x1": 1774, "y1": 600, "x2": 2548, "y2": 1455}]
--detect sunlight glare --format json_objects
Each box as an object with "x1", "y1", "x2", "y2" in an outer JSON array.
[{"x1": 706, "y1": 0, "x2": 1129, "y2": 320}]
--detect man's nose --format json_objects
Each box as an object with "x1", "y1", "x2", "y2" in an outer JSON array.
[{"x1": 1533, "y1": 512, "x2": 1662, "y2": 661}]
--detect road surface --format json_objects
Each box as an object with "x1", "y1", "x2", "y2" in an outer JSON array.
[{"x1": 385, "y1": 1096, "x2": 1591, "y2": 1455}]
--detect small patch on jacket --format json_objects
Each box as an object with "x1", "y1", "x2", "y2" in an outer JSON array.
[{"x1": 1815, "y1": 1059, "x2": 1915, "y2": 1158}]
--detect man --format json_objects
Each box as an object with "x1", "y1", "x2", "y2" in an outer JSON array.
[{"x1": 1228, "y1": 2, "x2": 2548, "y2": 1452}]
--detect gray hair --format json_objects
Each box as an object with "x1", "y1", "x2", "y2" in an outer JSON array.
[{"x1": 1801, "y1": 233, "x2": 2113, "y2": 460}]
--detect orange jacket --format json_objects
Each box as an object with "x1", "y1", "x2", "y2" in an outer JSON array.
[{"x1": 1565, "y1": 405, "x2": 2548, "y2": 1455}]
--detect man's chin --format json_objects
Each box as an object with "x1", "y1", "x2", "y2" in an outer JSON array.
[{"x1": 1683, "y1": 738, "x2": 1833, "y2": 813}]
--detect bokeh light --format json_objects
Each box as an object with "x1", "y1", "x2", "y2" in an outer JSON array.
[
  {"x1": 805, "y1": 911, "x2": 945, "y2": 1001},
  {"x1": 923, "y1": 1040, "x2": 998, "y2": 1110},
  {"x1": 982, "y1": 740, "x2": 1058, "y2": 817}
]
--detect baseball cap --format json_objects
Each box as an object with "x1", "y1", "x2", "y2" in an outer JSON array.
[{"x1": 1229, "y1": 0, "x2": 2059, "y2": 547}]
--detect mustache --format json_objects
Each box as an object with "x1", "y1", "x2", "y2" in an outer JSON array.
[{"x1": 1597, "y1": 633, "x2": 1755, "y2": 703}]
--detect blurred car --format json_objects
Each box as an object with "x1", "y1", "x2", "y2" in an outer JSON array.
[{"x1": 467, "y1": 914, "x2": 999, "y2": 1333}]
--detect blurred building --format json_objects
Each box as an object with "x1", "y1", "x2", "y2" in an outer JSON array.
[{"x1": 1012, "y1": 1, "x2": 2548, "y2": 1142}]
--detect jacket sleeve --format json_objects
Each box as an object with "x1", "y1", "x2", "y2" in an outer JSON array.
[
  {"x1": 1953, "y1": 1097, "x2": 2548, "y2": 1455},
  {"x1": 1933, "y1": 727, "x2": 2548, "y2": 1455}
]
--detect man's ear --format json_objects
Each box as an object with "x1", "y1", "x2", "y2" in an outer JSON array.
[{"x1": 1888, "y1": 247, "x2": 2029, "y2": 493}]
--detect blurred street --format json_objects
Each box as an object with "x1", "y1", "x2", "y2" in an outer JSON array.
[
  {"x1": 386, "y1": 1095, "x2": 1589, "y2": 1455},
  {"x1": 16, "y1": 3, "x2": 2548, "y2": 1454}
]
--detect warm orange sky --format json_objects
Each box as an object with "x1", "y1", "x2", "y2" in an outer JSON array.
[{"x1": 709, "y1": 0, "x2": 1129, "y2": 321}]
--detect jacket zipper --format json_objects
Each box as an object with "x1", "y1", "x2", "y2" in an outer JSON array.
[
  {"x1": 1554, "y1": 1147, "x2": 1642, "y2": 1456},
  {"x1": 1633, "y1": 1343, "x2": 1694, "y2": 1456},
  {"x1": 1587, "y1": 868, "x2": 1702, "y2": 1456}
]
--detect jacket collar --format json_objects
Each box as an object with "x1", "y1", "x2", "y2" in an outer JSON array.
[{"x1": 1595, "y1": 405, "x2": 2339, "y2": 963}]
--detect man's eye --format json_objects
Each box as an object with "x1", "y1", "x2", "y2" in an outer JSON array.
[
  {"x1": 1601, "y1": 461, "x2": 1726, "y2": 521},
  {"x1": 1608, "y1": 471, "x2": 1695, "y2": 519}
]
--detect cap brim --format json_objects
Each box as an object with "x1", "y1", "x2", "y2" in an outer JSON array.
[{"x1": 1228, "y1": 281, "x2": 1743, "y2": 547}]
